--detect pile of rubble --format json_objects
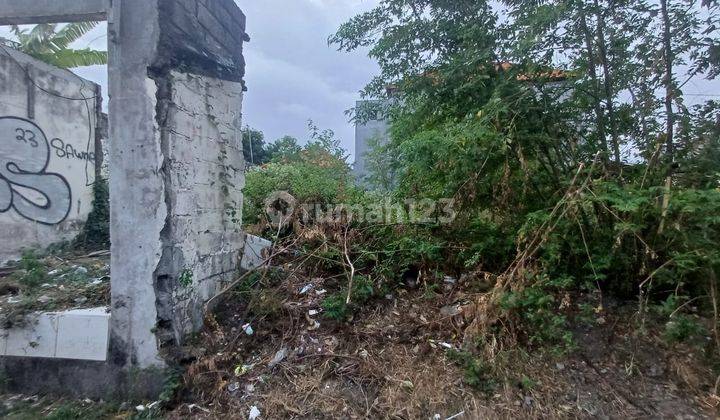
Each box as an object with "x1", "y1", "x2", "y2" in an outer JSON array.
[{"x1": 0, "y1": 250, "x2": 110, "y2": 327}]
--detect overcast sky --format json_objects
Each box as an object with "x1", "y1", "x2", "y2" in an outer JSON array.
[{"x1": 0, "y1": 0, "x2": 381, "y2": 161}]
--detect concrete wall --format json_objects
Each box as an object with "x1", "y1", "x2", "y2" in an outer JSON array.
[
  {"x1": 154, "y1": 71, "x2": 245, "y2": 345},
  {"x1": 0, "y1": 48, "x2": 101, "y2": 263},
  {"x1": 108, "y1": 0, "x2": 247, "y2": 369}
]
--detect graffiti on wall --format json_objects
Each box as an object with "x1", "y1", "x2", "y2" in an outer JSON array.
[{"x1": 0, "y1": 117, "x2": 72, "y2": 225}]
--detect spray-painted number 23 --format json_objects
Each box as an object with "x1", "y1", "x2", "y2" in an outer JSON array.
[{"x1": 16, "y1": 128, "x2": 38, "y2": 148}]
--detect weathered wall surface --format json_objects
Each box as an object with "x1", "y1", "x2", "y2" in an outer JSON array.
[
  {"x1": 108, "y1": 0, "x2": 247, "y2": 369},
  {"x1": 154, "y1": 71, "x2": 244, "y2": 345},
  {"x1": 0, "y1": 48, "x2": 101, "y2": 263}
]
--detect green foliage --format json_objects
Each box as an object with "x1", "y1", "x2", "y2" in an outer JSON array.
[
  {"x1": 15, "y1": 251, "x2": 47, "y2": 288},
  {"x1": 10, "y1": 22, "x2": 107, "y2": 68},
  {"x1": 500, "y1": 282, "x2": 574, "y2": 351},
  {"x1": 322, "y1": 276, "x2": 375, "y2": 321},
  {"x1": 242, "y1": 126, "x2": 272, "y2": 165},
  {"x1": 179, "y1": 269, "x2": 194, "y2": 288},
  {"x1": 74, "y1": 178, "x2": 110, "y2": 251},
  {"x1": 242, "y1": 124, "x2": 355, "y2": 226},
  {"x1": 664, "y1": 315, "x2": 706, "y2": 343},
  {"x1": 446, "y1": 349, "x2": 496, "y2": 392},
  {"x1": 321, "y1": 0, "x2": 720, "y2": 353}
]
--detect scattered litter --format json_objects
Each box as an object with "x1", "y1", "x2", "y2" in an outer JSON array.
[
  {"x1": 315, "y1": 289, "x2": 327, "y2": 295},
  {"x1": 235, "y1": 364, "x2": 254, "y2": 376},
  {"x1": 308, "y1": 309, "x2": 320, "y2": 316},
  {"x1": 91, "y1": 278, "x2": 104, "y2": 285},
  {"x1": 228, "y1": 382, "x2": 241, "y2": 392},
  {"x1": 245, "y1": 383, "x2": 256, "y2": 393},
  {"x1": 188, "y1": 404, "x2": 211, "y2": 413},
  {"x1": 242, "y1": 323, "x2": 254, "y2": 335},
  {"x1": 308, "y1": 319, "x2": 320, "y2": 331},
  {"x1": 37, "y1": 295, "x2": 51, "y2": 304},
  {"x1": 444, "y1": 276, "x2": 457, "y2": 284},
  {"x1": 41, "y1": 283, "x2": 53, "y2": 288},
  {"x1": 299, "y1": 284, "x2": 314, "y2": 294},
  {"x1": 556, "y1": 363, "x2": 565, "y2": 371},
  {"x1": 47, "y1": 269, "x2": 60, "y2": 276},
  {"x1": 268, "y1": 348, "x2": 288, "y2": 368},
  {"x1": 248, "y1": 405, "x2": 261, "y2": 420},
  {"x1": 135, "y1": 405, "x2": 146, "y2": 412},
  {"x1": 400, "y1": 380, "x2": 414, "y2": 390},
  {"x1": 74, "y1": 266, "x2": 89, "y2": 275},
  {"x1": 445, "y1": 411, "x2": 465, "y2": 420},
  {"x1": 429, "y1": 340, "x2": 454, "y2": 350},
  {"x1": 440, "y1": 305, "x2": 462, "y2": 317},
  {"x1": 359, "y1": 349, "x2": 369, "y2": 359}
]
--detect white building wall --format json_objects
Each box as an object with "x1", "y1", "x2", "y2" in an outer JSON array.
[{"x1": 0, "y1": 47, "x2": 100, "y2": 264}]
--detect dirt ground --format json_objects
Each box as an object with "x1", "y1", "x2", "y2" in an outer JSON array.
[
  {"x1": 164, "y1": 265, "x2": 720, "y2": 419},
  {"x1": 1, "y1": 259, "x2": 718, "y2": 419}
]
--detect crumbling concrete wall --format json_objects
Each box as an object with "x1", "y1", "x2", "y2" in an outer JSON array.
[
  {"x1": 108, "y1": 0, "x2": 247, "y2": 369},
  {"x1": 154, "y1": 71, "x2": 245, "y2": 346},
  {"x1": 0, "y1": 47, "x2": 102, "y2": 264}
]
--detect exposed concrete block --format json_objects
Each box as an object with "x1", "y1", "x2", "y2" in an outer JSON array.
[
  {"x1": 1, "y1": 308, "x2": 110, "y2": 361},
  {"x1": 4, "y1": 313, "x2": 60, "y2": 359},
  {"x1": 241, "y1": 235, "x2": 272, "y2": 271},
  {"x1": 55, "y1": 308, "x2": 110, "y2": 362}
]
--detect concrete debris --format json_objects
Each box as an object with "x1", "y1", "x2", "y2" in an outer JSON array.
[{"x1": 248, "y1": 405, "x2": 261, "y2": 420}]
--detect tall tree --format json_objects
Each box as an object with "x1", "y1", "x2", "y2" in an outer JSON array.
[{"x1": 241, "y1": 126, "x2": 271, "y2": 165}]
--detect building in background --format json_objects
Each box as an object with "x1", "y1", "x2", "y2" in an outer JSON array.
[{"x1": 353, "y1": 99, "x2": 391, "y2": 185}]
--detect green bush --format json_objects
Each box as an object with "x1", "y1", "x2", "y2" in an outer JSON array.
[{"x1": 16, "y1": 251, "x2": 47, "y2": 288}]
